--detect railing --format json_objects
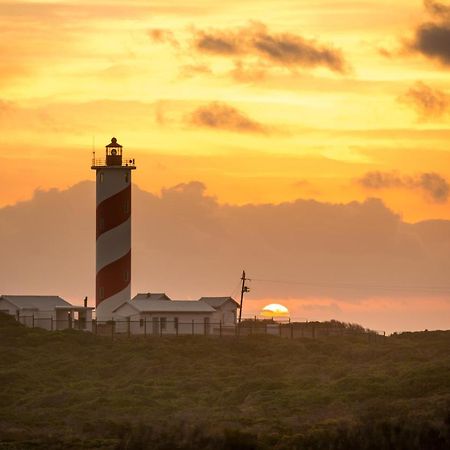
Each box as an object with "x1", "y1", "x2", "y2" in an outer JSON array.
[
  {"x1": 91, "y1": 158, "x2": 136, "y2": 167},
  {"x1": 16, "y1": 316, "x2": 386, "y2": 342}
]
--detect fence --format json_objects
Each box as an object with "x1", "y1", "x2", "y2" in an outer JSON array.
[{"x1": 17, "y1": 315, "x2": 385, "y2": 341}]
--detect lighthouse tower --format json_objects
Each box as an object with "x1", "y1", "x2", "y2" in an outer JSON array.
[{"x1": 91, "y1": 138, "x2": 136, "y2": 321}]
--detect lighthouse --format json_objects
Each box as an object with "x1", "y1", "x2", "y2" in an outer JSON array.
[{"x1": 91, "y1": 138, "x2": 136, "y2": 321}]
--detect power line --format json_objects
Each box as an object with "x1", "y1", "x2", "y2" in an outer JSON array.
[{"x1": 249, "y1": 277, "x2": 450, "y2": 294}]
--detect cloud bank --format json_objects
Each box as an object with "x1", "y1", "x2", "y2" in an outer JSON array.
[{"x1": 1, "y1": 181, "x2": 449, "y2": 308}]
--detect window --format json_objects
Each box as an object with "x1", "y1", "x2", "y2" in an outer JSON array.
[{"x1": 160, "y1": 317, "x2": 167, "y2": 330}]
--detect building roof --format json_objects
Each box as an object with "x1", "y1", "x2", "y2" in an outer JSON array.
[
  {"x1": 132, "y1": 293, "x2": 172, "y2": 301},
  {"x1": 0, "y1": 295, "x2": 72, "y2": 311},
  {"x1": 114, "y1": 299, "x2": 215, "y2": 314},
  {"x1": 199, "y1": 297, "x2": 240, "y2": 308}
]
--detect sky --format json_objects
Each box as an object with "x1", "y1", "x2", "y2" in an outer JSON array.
[{"x1": 1, "y1": 0, "x2": 450, "y2": 331}]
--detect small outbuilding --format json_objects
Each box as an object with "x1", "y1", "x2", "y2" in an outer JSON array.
[
  {"x1": 199, "y1": 297, "x2": 239, "y2": 326},
  {"x1": 0, "y1": 295, "x2": 94, "y2": 331}
]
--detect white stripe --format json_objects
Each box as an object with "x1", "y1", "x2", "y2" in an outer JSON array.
[
  {"x1": 96, "y1": 285, "x2": 131, "y2": 321},
  {"x1": 96, "y1": 169, "x2": 131, "y2": 205},
  {"x1": 96, "y1": 217, "x2": 131, "y2": 272}
]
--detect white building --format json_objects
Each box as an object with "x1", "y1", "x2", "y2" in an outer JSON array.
[
  {"x1": 111, "y1": 293, "x2": 239, "y2": 335},
  {"x1": 0, "y1": 295, "x2": 94, "y2": 331}
]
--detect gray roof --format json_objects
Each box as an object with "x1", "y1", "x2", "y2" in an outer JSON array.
[
  {"x1": 115, "y1": 299, "x2": 215, "y2": 314},
  {"x1": 199, "y1": 297, "x2": 240, "y2": 308},
  {"x1": 132, "y1": 293, "x2": 172, "y2": 301},
  {"x1": 0, "y1": 295, "x2": 71, "y2": 311}
]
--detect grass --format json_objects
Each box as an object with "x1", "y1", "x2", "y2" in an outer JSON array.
[{"x1": 0, "y1": 312, "x2": 449, "y2": 449}]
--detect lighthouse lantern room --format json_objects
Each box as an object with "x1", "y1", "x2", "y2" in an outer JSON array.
[{"x1": 91, "y1": 138, "x2": 136, "y2": 321}]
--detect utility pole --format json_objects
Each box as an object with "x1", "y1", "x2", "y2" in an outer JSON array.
[{"x1": 238, "y1": 270, "x2": 250, "y2": 323}]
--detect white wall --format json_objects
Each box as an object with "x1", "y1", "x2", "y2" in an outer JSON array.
[
  {"x1": 112, "y1": 312, "x2": 215, "y2": 335},
  {"x1": 211, "y1": 301, "x2": 238, "y2": 326}
]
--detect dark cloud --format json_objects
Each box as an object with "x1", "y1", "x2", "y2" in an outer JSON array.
[
  {"x1": 192, "y1": 23, "x2": 347, "y2": 74},
  {"x1": 195, "y1": 31, "x2": 239, "y2": 55},
  {"x1": 419, "y1": 172, "x2": 450, "y2": 203},
  {"x1": 1, "y1": 182, "x2": 449, "y2": 306},
  {"x1": 411, "y1": 1, "x2": 450, "y2": 66},
  {"x1": 189, "y1": 102, "x2": 267, "y2": 133},
  {"x1": 399, "y1": 81, "x2": 449, "y2": 119},
  {"x1": 358, "y1": 171, "x2": 449, "y2": 203},
  {"x1": 358, "y1": 172, "x2": 404, "y2": 189}
]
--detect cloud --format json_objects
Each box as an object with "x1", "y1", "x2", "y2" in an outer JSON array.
[
  {"x1": 1, "y1": 181, "x2": 450, "y2": 313},
  {"x1": 399, "y1": 81, "x2": 449, "y2": 119},
  {"x1": 191, "y1": 23, "x2": 348, "y2": 74},
  {"x1": 358, "y1": 171, "x2": 449, "y2": 203},
  {"x1": 358, "y1": 172, "x2": 404, "y2": 189},
  {"x1": 195, "y1": 30, "x2": 240, "y2": 55},
  {"x1": 189, "y1": 102, "x2": 267, "y2": 133},
  {"x1": 411, "y1": 1, "x2": 450, "y2": 66},
  {"x1": 419, "y1": 172, "x2": 450, "y2": 202}
]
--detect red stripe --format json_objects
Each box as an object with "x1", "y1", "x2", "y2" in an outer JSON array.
[
  {"x1": 96, "y1": 184, "x2": 131, "y2": 239},
  {"x1": 96, "y1": 250, "x2": 131, "y2": 307}
]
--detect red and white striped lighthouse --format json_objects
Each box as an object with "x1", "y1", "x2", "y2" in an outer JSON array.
[{"x1": 91, "y1": 137, "x2": 136, "y2": 321}]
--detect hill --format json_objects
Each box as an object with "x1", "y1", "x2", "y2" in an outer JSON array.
[{"x1": 0, "y1": 313, "x2": 449, "y2": 449}]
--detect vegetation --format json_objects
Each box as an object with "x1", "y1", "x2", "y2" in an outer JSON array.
[{"x1": 0, "y1": 312, "x2": 449, "y2": 449}]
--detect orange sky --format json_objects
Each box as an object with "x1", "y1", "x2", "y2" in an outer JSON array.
[
  {"x1": 1, "y1": 1, "x2": 450, "y2": 332},
  {"x1": 1, "y1": 0, "x2": 450, "y2": 222}
]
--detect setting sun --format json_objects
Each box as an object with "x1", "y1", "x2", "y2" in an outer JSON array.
[{"x1": 261, "y1": 303, "x2": 290, "y2": 318}]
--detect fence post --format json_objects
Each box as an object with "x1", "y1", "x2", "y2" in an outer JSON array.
[
  {"x1": 51, "y1": 317, "x2": 53, "y2": 331},
  {"x1": 127, "y1": 318, "x2": 131, "y2": 338},
  {"x1": 219, "y1": 321, "x2": 222, "y2": 338},
  {"x1": 32, "y1": 315, "x2": 35, "y2": 328},
  {"x1": 175, "y1": 320, "x2": 179, "y2": 337},
  {"x1": 192, "y1": 319, "x2": 195, "y2": 336},
  {"x1": 144, "y1": 318, "x2": 147, "y2": 337},
  {"x1": 160, "y1": 319, "x2": 163, "y2": 337},
  {"x1": 93, "y1": 319, "x2": 97, "y2": 335},
  {"x1": 111, "y1": 320, "x2": 115, "y2": 341}
]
